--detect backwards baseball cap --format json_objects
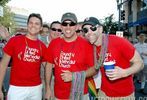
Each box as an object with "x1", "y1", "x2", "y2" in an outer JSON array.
[
  {"x1": 83, "y1": 17, "x2": 102, "y2": 27},
  {"x1": 61, "y1": 12, "x2": 77, "y2": 23}
]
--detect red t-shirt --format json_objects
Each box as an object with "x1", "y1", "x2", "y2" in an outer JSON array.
[
  {"x1": 3, "y1": 35, "x2": 47, "y2": 86},
  {"x1": 46, "y1": 36, "x2": 94, "y2": 99},
  {"x1": 99, "y1": 35, "x2": 135, "y2": 97}
]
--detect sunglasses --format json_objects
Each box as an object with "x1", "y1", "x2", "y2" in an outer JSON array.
[
  {"x1": 51, "y1": 28, "x2": 62, "y2": 32},
  {"x1": 76, "y1": 30, "x2": 83, "y2": 33},
  {"x1": 82, "y1": 26, "x2": 97, "y2": 33},
  {"x1": 61, "y1": 21, "x2": 76, "y2": 26}
]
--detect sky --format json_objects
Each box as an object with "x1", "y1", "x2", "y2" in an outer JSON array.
[{"x1": 7, "y1": 0, "x2": 119, "y2": 23}]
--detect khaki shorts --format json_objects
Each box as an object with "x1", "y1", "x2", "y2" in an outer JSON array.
[
  {"x1": 55, "y1": 93, "x2": 89, "y2": 100},
  {"x1": 97, "y1": 90, "x2": 135, "y2": 100}
]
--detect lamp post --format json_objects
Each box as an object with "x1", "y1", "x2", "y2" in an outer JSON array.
[
  {"x1": 117, "y1": 0, "x2": 122, "y2": 31},
  {"x1": 117, "y1": 0, "x2": 130, "y2": 31}
]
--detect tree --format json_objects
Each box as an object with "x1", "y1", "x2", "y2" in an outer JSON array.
[
  {"x1": 0, "y1": 6, "x2": 16, "y2": 34},
  {"x1": 103, "y1": 14, "x2": 118, "y2": 34},
  {"x1": 0, "y1": 0, "x2": 10, "y2": 6},
  {"x1": 102, "y1": 14, "x2": 118, "y2": 34}
]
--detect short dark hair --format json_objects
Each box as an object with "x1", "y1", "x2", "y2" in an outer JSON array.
[
  {"x1": 43, "y1": 24, "x2": 49, "y2": 29},
  {"x1": 50, "y1": 21, "x2": 61, "y2": 28},
  {"x1": 27, "y1": 13, "x2": 43, "y2": 26}
]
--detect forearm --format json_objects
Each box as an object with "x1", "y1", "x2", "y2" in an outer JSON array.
[
  {"x1": 0, "y1": 66, "x2": 7, "y2": 89},
  {"x1": 86, "y1": 66, "x2": 97, "y2": 78},
  {"x1": 45, "y1": 63, "x2": 53, "y2": 91},
  {"x1": 123, "y1": 51, "x2": 144, "y2": 78},
  {"x1": 123, "y1": 61, "x2": 143, "y2": 78},
  {"x1": 0, "y1": 53, "x2": 10, "y2": 89}
]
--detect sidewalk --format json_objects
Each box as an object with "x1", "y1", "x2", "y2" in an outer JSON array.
[{"x1": 134, "y1": 81, "x2": 147, "y2": 100}]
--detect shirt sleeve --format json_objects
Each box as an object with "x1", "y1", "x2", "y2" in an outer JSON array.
[
  {"x1": 45, "y1": 40, "x2": 54, "y2": 64},
  {"x1": 41, "y1": 43, "x2": 47, "y2": 62},
  {"x1": 3, "y1": 37, "x2": 15, "y2": 56},
  {"x1": 120, "y1": 38, "x2": 135, "y2": 61}
]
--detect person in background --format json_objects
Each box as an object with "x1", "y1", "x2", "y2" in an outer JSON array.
[
  {"x1": 45, "y1": 12, "x2": 96, "y2": 100},
  {"x1": 38, "y1": 24, "x2": 50, "y2": 47},
  {"x1": 49, "y1": 21, "x2": 62, "y2": 42},
  {"x1": 0, "y1": 25, "x2": 10, "y2": 42},
  {"x1": 76, "y1": 22, "x2": 84, "y2": 37},
  {"x1": 82, "y1": 17, "x2": 143, "y2": 100},
  {"x1": 134, "y1": 33, "x2": 147, "y2": 95},
  {"x1": 0, "y1": 13, "x2": 47, "y2": 100}
]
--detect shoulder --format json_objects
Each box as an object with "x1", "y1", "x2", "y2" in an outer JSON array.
[
  {"x1": 48, "y1": 37, "x2": 62, "y2": 47},
  {"x1": 8, "y1": 35, "x2": 24, "y2": 43},
  {"x1": 77, "y1": 36, "x2": 91, "y2": 44},
  {"x1": 109, "y1": 35, "x2": 131, "y2": 44}
]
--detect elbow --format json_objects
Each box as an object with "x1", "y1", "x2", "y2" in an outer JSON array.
[{"x1": 141, "y1": 62, "x2": 144, "y2": 70}]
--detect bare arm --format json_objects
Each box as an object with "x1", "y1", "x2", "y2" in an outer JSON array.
[
  {"x1": 61, "y1": 65, "x2": 97, "y2": 82},
  {"x1": 0, "y1": 53, "x2": 11, "y2": 89},
  {"x1": 107, "y1": 50, "x2": 144, "y2": 80},
  {"x1": 86, "y1": 66, "x2": 97, "y2": 78},
  {"x1": 0, "y1": 53, "x2": 11, "y2": 100},
  {"x1": 44, "y1": 62, "x2": 53, "y2": 99},
  {"x1": 123, "y1": 50, "x2": 144, "y2": 77}
]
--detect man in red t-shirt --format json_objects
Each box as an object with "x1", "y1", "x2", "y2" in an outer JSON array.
[
  {"x1": 0, "y1": 13, "x2": 47, "y2": 100},
  {"x1": 44, "y1": 12, "x2": 97, "y2": 100},
  {"x1": 82, "y1": 17, "x2": 143, "y2": 99}
]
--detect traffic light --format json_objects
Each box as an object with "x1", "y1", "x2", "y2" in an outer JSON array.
[{"x1": 121, "y1": 10, "x2": 125, "y2": 20}]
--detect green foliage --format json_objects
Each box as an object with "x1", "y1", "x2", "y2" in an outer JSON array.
[
  {"x1": 0, "y1": 6, "x2": 16, "y2": 34},
  {"x1": 0, "y1": 0, "x2": 10, "y2": 6},
  {"x1": 102, "y1": 14, "x2": 118, "y2": 34}
]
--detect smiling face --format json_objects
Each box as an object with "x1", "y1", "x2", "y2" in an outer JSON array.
[
  {"x1": 50, "y1": 23, "x2": 62, "y2": 39},
  {"x1": 61, "y1": 20, "x2": 77, "y2": 42},
  {"x1": 27, "y1": 17, "x2": 42, "y2": 37},
  {"x1": 82, "y1": 24, "x2": 103, "y2": 44}
]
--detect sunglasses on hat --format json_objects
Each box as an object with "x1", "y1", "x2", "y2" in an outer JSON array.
[
  {"x1": 61, "y1": 21, "x2": 76, "y2": 26},
  {"x1": 51, "y1": 28, "x2": 62, "y2": 32},
  {"x1": 82, "y1": 26, "x2": 97, "y2": 33}
]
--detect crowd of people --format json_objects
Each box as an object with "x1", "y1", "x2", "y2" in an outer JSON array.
[{"x1": 0, "y1": 12, "x2": 146, "y2": 100}]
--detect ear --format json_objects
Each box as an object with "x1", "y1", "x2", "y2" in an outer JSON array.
[{"x1": 99, "y1": 26, "x2": 103, "y2": 33}]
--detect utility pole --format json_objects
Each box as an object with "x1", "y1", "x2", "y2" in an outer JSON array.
[
  {"x1": 118, "y1": 3, "x2": 121, "y2": 31},
  {"x1": 117, "y1": 0, "x2": 129, "y2": 31}
]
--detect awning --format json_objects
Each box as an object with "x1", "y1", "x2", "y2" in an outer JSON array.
[{"x1": 128, "y1": 18, "x2": 147, "y2": 27}]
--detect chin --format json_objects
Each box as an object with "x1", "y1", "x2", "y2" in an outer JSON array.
[{"x1": 90, "y1": 41, "x2": 95, "y2": 44}]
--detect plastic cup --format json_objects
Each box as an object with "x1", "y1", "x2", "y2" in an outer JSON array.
[{"x1": 103, "y1": 61, "x2": 115, "y2": 71}]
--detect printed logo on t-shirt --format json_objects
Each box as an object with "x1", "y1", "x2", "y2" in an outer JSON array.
[
  {"x1": 23, "y1": 46, "x2": 40, "y2": 62},
  {"x1": 59, "y1": 51, "x2": 76, "y2": 68},
  {"x1": 104, "y1": 52, "x2": 115, "y2": 63}
]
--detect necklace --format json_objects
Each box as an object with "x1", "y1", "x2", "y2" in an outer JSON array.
[
  {"x1": 95, "y1": 34, "x2": 108, "y2": 70},
  {"x1": 25, "y1": 36, "x2": 42, "y2": 60}
]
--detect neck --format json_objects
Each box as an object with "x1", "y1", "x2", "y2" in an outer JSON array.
[
  {"x1": 26, "y1": 33, "x2": 38, "y2": 40},
  {"x1": 94, "y1": 33, "x2": 103, "y2": 47}
]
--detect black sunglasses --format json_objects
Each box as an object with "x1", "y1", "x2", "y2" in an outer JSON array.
[
  {"x1": 82, "y1": 26, "x2": 97, "y2": 33},
  {"x1": 51, "y1": 28, "x2": 62, "y2": 32},
  {"x1": 61, "y1": 21, "x2": 76, "y2": 26},
  {"x1": 76, "y1": 30, "x2": 83, "y2": 33}
]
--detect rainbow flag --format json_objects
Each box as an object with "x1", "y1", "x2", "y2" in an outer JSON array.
[{"x1": 88, "y1": 78, "x2": 97, "y2": 99}]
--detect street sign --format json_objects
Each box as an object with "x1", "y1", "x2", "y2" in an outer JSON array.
[
  {"x1": 116, "y1": 31, "x2": 123, "y2": 37},
  {"x1": 0, "y1": 6, "x2": 4, "y2": 17}
]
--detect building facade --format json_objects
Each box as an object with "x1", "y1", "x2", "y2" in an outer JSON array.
[
  {"x1": 122, "y1": 0, "x2": 147, "y2": 39},
  {"x1": 14, "y1": 14, "x2": 28, "y2": 33}
]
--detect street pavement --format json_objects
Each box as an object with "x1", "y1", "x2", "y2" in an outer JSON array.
[{"x1": 134, "y1": 81, "x2": 147, "y2": 100}]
